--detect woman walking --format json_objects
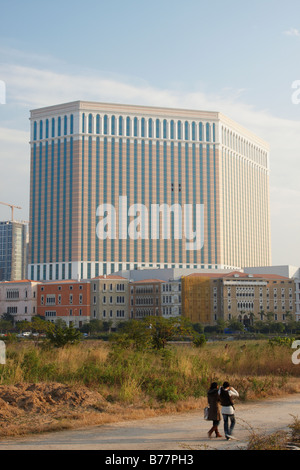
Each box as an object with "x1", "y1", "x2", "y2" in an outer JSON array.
[
  {"x1": 207, "y1": 382, "x2": 222, "y2": 438},
  {"x1": 218, "y1": 381, "x2": 239, "y2": 440}
]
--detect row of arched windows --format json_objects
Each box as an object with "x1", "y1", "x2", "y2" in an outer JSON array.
[
  {"x1": 32, "y1": 113, "x2": 268, "y2": 168},
  {"x1": 33, "y1": 115, "x2": 74, "y2": 140},
  {"x1": 221, "y1": 125, "x2": 268, "y2": 167},
  {"x1": 82, "y1": 113, "x2": 216, "y2": 142}
]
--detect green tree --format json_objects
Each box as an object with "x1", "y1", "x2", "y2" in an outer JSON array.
[
  {"x1": 110, "y1": 319, "x2": 152, "y2": 350},
  {"x1": 227, "y1": 318, "x2": 244, "y2": 332},
  {"x1": 0, "y1": 319, "x2": 14, "y2": 334},
  {"x1": 216, "y1": 318, "x2": 227, "y2": 334},
  {"x1": 46, "y1": 322, "x2": 82, "y2": 348},
  {"x1": 144, "y1": 316, "x2": 196, "y2": 349},
  {"x1": 31, "y1": 316, "x2": 50, "y2": 335}
]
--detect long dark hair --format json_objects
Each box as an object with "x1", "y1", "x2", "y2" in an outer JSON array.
[{"x1": 209, "y1": 382, "x2": 218, "y2": 390}]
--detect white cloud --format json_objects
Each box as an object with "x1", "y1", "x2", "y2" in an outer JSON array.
[{"x1": 284, "y1": 27, "x2": 300, "y2": 37}]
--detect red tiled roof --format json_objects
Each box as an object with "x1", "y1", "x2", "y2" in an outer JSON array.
[
  {"x1": 92, "y1": 274, "x2": 128, "y2": 280},
  {"x1": 185, "y1": 271, "x2": 291, "y2": 280}
]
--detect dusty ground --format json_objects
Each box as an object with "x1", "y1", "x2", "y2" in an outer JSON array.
[
  {"x1": 0, "y1": 382, "x2": 207, "y2": 439},
  {"x1": 0, "y1": 393, "x2": 300, "y2": 450}
]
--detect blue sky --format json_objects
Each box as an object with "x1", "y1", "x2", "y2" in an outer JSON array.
[{"x1": 0, "y1": 0, "x2": 300, "y2": 267}]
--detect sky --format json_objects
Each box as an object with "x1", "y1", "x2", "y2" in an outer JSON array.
[{"x1": 0, "y1": 0, "x2": 300, "y2": 267}]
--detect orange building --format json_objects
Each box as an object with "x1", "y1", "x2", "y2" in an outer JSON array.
[{"x1": 37, "y1": 280, "x2": 90, "y2": 328}]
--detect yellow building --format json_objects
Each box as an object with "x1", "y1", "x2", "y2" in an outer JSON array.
[{"x1": 181, "y1": 274, "x2": 215, "y2": 324}]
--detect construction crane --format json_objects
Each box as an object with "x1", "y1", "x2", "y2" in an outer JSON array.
[{"x1": 0, "y1": 202, "x2": 22, "y2": 221}]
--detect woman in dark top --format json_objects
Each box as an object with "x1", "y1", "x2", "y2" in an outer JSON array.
[{"x1": 207, "y1": 382, "x2": 222, "y2": 438}]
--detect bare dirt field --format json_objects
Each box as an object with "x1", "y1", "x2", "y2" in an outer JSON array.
[{"x1": 0, "y1": 386, "x2": 299, "y2": 450}]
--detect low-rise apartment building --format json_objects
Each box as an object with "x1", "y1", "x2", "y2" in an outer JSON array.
[
  {"x1": 182, "y1": 271, "x2": 296, "y2": 326},
  {"x1": 37, "y1": 280, "x2": 90, "y2": 328},
  {"x1": 161, "y1": 279, "x2": 182, "y2": 318},
  {"x1": 0, "y1": 280, "x2": 40, "y2": 323},
  {"x1": 130, "y1": 279, "x2": 165, "y2": 319},
  {"x1": 91, "y1": 275, "x2": 130, "y2": 326}
]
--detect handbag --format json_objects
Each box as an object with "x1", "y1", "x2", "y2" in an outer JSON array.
[{"x1": 204, "y1": 406, "x2": 209, "y2": 420}]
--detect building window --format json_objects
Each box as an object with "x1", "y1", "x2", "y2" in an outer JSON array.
[
  {"x1": 104, "y1": 115, "x2": 108, "y2": 135},
  {"x1": 134, "y1": 117, "x2": 138, "y2": 137},
  {"x1": 88, "y1": 113, "x2": 93, "y2": 134},
  {"x1": 119, "y1": 116, "x2": 123, "y2": 136},
  {"x1": 163, "y1": 119, "x2": 167, "y2": 139},
  {"x1": 111, "y1": 115, "x2": 116, "y2": 135},
  {"x1": 156, "y1": 119, "x2": 160, "y2": 138},
  {"x1": 148, "y1": 118, "x2": 153, "y2": 138},
  {"x1": 126, "y1": 116, "x2": 131, "y2": 136}
]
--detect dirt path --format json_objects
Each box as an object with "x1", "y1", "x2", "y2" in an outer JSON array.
[{"x1": 0, "y1": 394, "x2": 299, "y2": 450}]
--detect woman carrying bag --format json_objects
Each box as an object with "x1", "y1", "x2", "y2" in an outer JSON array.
[{"x1": 206, "y1": 382, "x2": 222, "y2": 438}]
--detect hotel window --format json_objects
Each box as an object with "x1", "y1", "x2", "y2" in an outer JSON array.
[
  {"x1": 192, "y1": 122, "x2": 196, "y2": 141},
  {"x1": 104, "y1": 115, "x2": 108, "y2": 135},
  {"x1": 96, "y1": 114, "x2": 100, "y2": 134},
  {"x1": 39, "y1": 120, "x2": 43, "y2": 139},
  {"x1": 58, "y1": 116, "x2": 61, "y2": 136},
  {"x1": 170, "y1": 120, "x2": 175, "y2": 139},
  {"x1": 141, "y1": 118, "x2": 145, "y2": 137},
  {"x1": 185, "y1": 121, "x2": 189, "y2": 140},
  {"x1": 52, "y1": 118, "x2": 55, "y2": 137},
  {"x1": 206, "y1": 123, "x2": 210, "y2": 142},
  {"x1": 33, "y1": 121, "x2": 37, "y2": 140},
  {"x1": 134, "y1": 117, "x2": 138, "y2": 136},
  {"x1": 88, "y1": 113, "x2": 93, "y2": 134},
  {"x1": 70, "y1": 114, "x2": 74, "y2": 134},
  {"x1": 126, "y1": 116, "x2": 131, "y2": 136},
  {"x1": 199, "y1": 122, "x2": 203, "y2": 141},
  {"x1": 64, "y1": 115, "x2": 68, "y2": 135},
  {"x1": 111, "y1": 115, "x2": 116, "y2": 135},
  {"x1": 177, "y1": 121, "x2": 182, "y2": 139},
  {"x1": 82, "y1": 113, "x2": 85, "y2": 133},
  {"x1": 148, "y1": 118, "x2": 153, "y2": 138},
  {"x1": 45, "y1": 119, "x2": 49, "y2": 138},
  {"x1": 156, "y1": 119, "x2": 160, "y2": 138},
  {"x1": 118, "y1": 116, "x2": 123, "y2": 135},
  {"x1": 163, "y1": 119, "x2": 167, "y2": 139}
]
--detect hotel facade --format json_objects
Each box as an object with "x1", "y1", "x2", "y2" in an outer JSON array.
[{"x1": 28, "y1": 101, "x2": 271, "y2": 281}]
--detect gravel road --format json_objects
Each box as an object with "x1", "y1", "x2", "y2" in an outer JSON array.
[{"x1": 0, "y1": 394, "x2": 299, "y2": 450}]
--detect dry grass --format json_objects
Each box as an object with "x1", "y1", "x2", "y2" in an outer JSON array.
[{"x1": 0, "y1": 338, "x2": 299, "y2": 438}]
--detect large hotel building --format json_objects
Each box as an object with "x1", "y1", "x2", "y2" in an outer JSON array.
[{"x1": 28, "y1": 101, "x2": 271, "y2": 281}]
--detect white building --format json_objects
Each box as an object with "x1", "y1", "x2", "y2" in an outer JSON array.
[{"x1": 0, "y1": 280, "x2": 40, "y2": 324}]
